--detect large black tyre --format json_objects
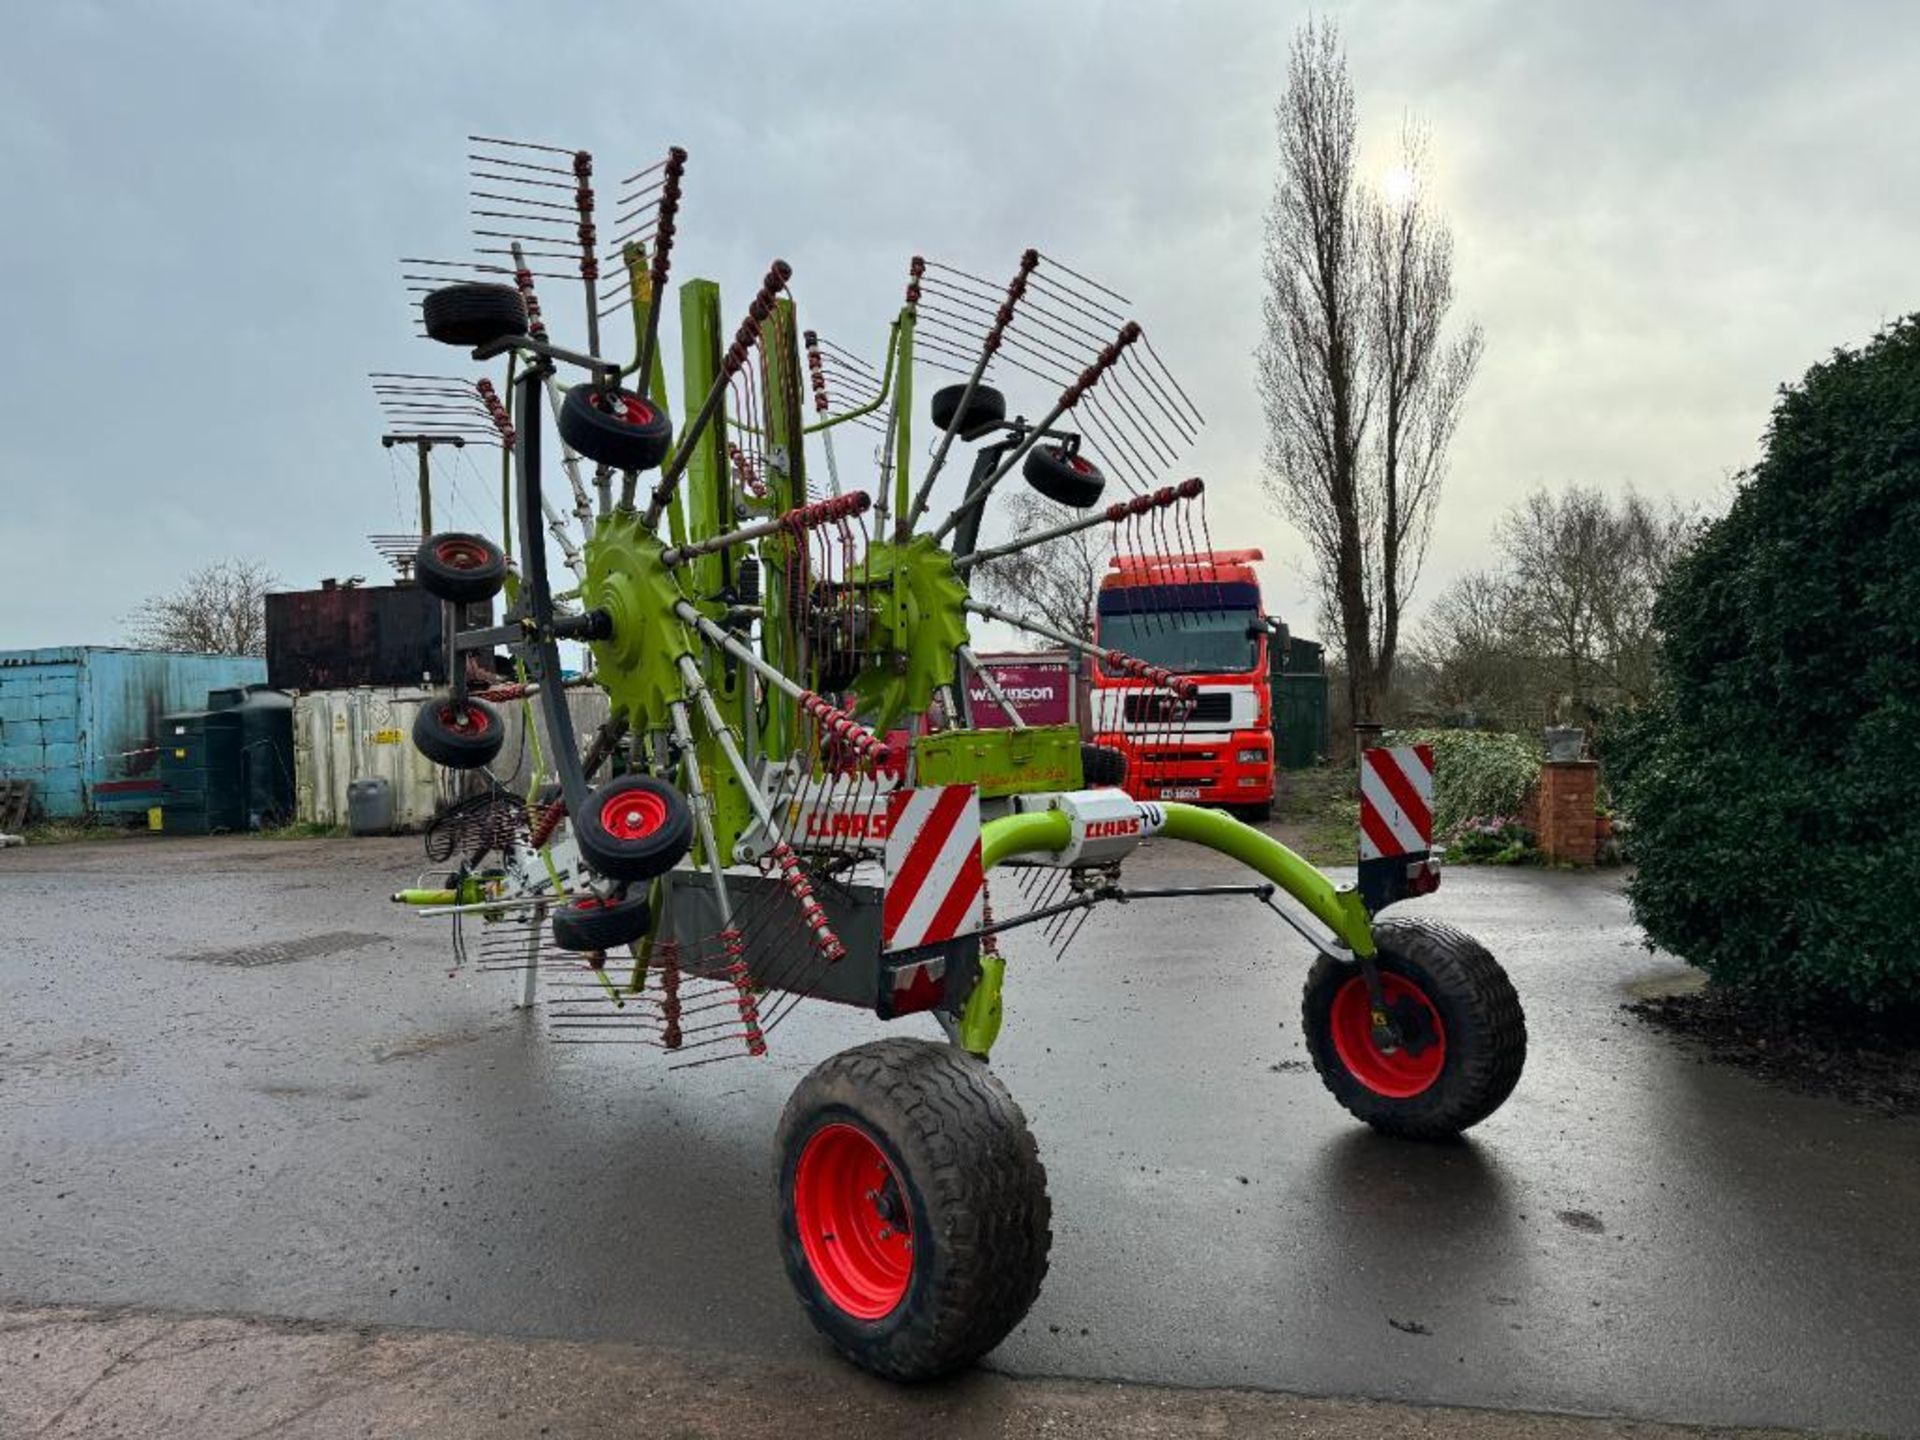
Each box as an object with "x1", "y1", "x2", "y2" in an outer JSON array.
[
  {"x1": 1022, "y1": 445, "x2": 1106, "y2": 508},
  {"x1": 1079, "y1": 742, "x2": 1128, "y2": 787},
  {"x1": 557, "y1": 384, "x2": 674, "y2": 471},
  {"x1": 572, "y1": 775, "x2": 694, "y2": 882},
  {"x1": 775, "y1": 1038, "x2": 1051, "y2": 1382},
  {"x1": 421, "y1": 283, "x2": 528, "y2": 348},
  {"x1": 550, "y1": 893, "x2": 653, "y2": 953},
  {"x1": 414, "y1": 532, "x2": 508, "y2": 604},
  {"x1": 411, "y1": 697, "x2": 505, "y2": 770},
  {"x1": 1302, "y1": 918, "x2": 1526, "y2": 1140},
  {"x1": 929, "y1": 382, "x2": 1006, "y2": 441}
]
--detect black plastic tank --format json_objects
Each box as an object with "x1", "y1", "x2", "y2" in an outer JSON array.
[
  {"x1": 158, "y1": 708, "x2": 244, "y2": 833},
  {"x1": 209, "y1": 685, "x2": 295, "y2": 828}
]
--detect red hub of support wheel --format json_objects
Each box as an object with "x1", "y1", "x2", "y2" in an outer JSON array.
[
  {"x1": 792, "y1": 1122, "x2": 913, "y2": 1320},
  {"x1": 593, "y1": 391, "x2": 655, "y2": 428},
  {"x1": 439, "y1": 702, "x2": 491, "y2": 734},
  {"x1": 1329, "y1": 972, "x2": 1446, "y2": 1098},
  {"x1": 434, "y1": 537, "x2": 494, "y2": 571},
  {"x1": 598, "y1": 789, "x2": 667, "y2": 841}
]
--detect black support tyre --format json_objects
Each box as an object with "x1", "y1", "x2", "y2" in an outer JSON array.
[
  {"x1": 421, "y1": 283, "x2": 528, "y2": 348},
  {"x1": 775, "y1": 1037, "x2": 1051, "y2": 1382},
  {"x1": 929, "y1": 382, "x2": 1006, "y2": 441},
  {"x1": 1302, "y1": 918, "x2": 1526, "y2": 1140},
  {"x1": 1079, "y1": 742, "x2": 1128, "y2": 787},
  {"x1": 550, "y1": 893, "x2": 653, "y2": 953},
  {"x1": 1022, "y1": 445, "x2": 1106, "y2": 508},
  {"x1": 411, "y1": 697, "x2": 505, "y2": 770},
  {"x1": 572, "y1": 775, "x2": 693, "y2": 882},
  {"x1": 557, "y1": 384, "x2": 674, "y2": 471},
  {"x1": 415, "y1": 532, "x2": 508, "y2": 604}
]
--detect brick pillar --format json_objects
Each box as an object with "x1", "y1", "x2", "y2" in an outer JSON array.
[{"x1": 1534, "y1": 760, "x2": 1598, "y2": 866}]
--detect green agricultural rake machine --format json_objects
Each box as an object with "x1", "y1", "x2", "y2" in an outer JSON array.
[{"x1": 376, "y1": 134, "x2": 1527, "y2": 1380}]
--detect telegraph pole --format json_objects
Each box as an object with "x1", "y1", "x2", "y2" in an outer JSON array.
[{"x1": 381, "y1": 433, "x2": 466, "y2": 535}]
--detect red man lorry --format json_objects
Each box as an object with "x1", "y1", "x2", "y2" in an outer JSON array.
[{"x1": 1087, "y1": 549, "x2": 1277, "y2": 820}]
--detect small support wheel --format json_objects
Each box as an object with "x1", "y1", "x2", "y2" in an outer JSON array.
[
  {"x1": 421, "y1": 283, "x2": 528, "y2": 348},
  {"x1": 558, "y1": 384, "x2": 674, "y2": 471},
  {"x1": 1302, "y1": 918, "x2": 1526, "y2": 1140},
  {"x1": 775, "y1": 1037, "x2": 1051, "y2": 1381},
  {"x1": 550, "y1": 893, "x2": 652, "y2": 953},
  {"x1": 1079, "y1": 742, "x2": 1128, "y2": 787},
  {"x1": 572, "y1": 775, "x2": 694, "y2": 882},
  {"x1": 411, "y1": 697, "x2": 505, "y2": 770},
  {"x1": 415, "y1": 532, "x2": 508, "y2": 604},
  {"x1": 929, "y1": 382, "x2": 1006, "y2": 441},
  {"x1": 1022, "y1": 445, "x2": 1106, "y2": 508}
]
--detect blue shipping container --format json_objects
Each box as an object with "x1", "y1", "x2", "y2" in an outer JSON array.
[{"x1": 0, "y1": 647, "x2": 266, "y2": 819}]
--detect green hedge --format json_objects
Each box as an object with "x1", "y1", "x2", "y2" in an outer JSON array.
[
  {"x1": 1384, "y1": 727, "x2": 1541, "y2": 839},
  {"x1": 1610, "y1": 316, "x2": 1920, "y2": 1007}
]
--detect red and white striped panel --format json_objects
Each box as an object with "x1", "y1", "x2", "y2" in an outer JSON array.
[
  {"x1": 1359, "y1": 744, "x2": 1434, "y2": 859},
  {"x1": 882, "y1": 785, "x2": 985, "y2": 953}
]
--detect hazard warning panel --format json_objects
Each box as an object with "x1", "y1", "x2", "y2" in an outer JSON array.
[
  {"x1": 1359, "y1": 744, "x2": 1435, "y2": 859},
  {"x1": 882, "y1": 784, "x2": 985, "y2": 954}
]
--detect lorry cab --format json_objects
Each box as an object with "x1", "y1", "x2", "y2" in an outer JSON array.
[{"x1": 1089, "y1": 548, "x2": 1276, "y2": 819}]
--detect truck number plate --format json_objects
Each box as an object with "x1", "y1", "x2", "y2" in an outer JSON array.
[{"x1": 1159, "y1": 787, "x2": 1201, "y2": 800}]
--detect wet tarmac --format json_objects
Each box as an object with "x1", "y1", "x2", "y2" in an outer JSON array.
[{"x1": 2, "y1": 834, "x2": 1915, "y2": 1434}]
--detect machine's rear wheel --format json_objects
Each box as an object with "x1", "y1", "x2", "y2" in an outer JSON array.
[
  {"x1": 1302, "y1": 918, "x2": 1526, "y2": 1140},
  {"x1": 775, "y1": 1038, "x2": 1051, "y2": 1381},
  {"x1": 411, "y1": 697, "x2": 505, "y2": 770}
]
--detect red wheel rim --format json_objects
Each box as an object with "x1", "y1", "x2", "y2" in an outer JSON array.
[
  {"x1": 793, "y1": 1122, "x2": 913, "y2": 1320},
  {"x1": 439, "y1": 702, "x2": 489, "y2": 735},
  {"x1": 1066, "y1": 452, "x2": 1093, "y2": 474},
  {"x1": 599, "y1": 789, "x2": 666, "y2": 841},
  {"x1": 435, "y1": 538, "x2": 491, "y2": 571},
  {"x1": 592, "y1": 391, "x2": 654, "y2": 427},
  {"x1": 1329, "y1": 973, "x2": 1447, "y2": 1098}
]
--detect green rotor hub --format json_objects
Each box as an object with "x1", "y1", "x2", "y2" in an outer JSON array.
[
  {"x1": 580, "y1": 508, "x2": 692, "y2": 733},
  {"x1": 850, "y1": 533, "x2": 969, "y2": 732}
]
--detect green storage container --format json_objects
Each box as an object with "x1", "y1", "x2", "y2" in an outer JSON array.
[{"x1": 1269, "y1": 627, "x2": 1329, "y2": 770}]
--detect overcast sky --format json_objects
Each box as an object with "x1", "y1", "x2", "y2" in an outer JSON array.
[{"x1": 3, "y1": 0, "x2": 1916, "y2": 653}]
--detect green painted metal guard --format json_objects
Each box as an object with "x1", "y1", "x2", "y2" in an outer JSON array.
[{"x1": 977, "y1": 802, "x2": 1375, "y2": 958}]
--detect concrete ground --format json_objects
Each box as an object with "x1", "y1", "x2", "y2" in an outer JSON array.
[
  {"x1": 0, "y1": 1303, "x2": 1813, "y2": 1440},
  {"x1": 1, "y1": 834, "x2": 1915, "y2": 1436}
]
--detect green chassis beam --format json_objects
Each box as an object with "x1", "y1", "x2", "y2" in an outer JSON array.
[
  {"x1": 978, "y1": 802, "x2": 1376, "y2": 959},
  {"x1": 963, "y1": 801, "x2": 1375, "y2": 1059}
]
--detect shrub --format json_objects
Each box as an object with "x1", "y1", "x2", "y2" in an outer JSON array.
[
  {"x1": 1384, "y1": 727, "x2": 1542, "y2": 839},
  {"x1": 1447, "y1": 816, "x2": 1539, "y2": 865},
  {"x1": 1610, "y1": 316, "x2": 1920, "y2": 1007}
]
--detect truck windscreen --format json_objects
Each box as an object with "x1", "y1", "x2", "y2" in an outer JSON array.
[{"x1": 1099, "y1": 608, "x2": 1260, "y2": 675}]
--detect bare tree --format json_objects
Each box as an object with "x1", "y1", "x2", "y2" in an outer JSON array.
[
  {"x1": 970, "y1": 490, "x2": 1114, "y2": 644},
  {"x1": 1497, "y1": 485, "x2": 1696, "y2": 712},
  {"x1": 1413, "y1": 568, "x2": 1532, "y2": 725},
  {"x1": 1412, "y1": 486, "x2": 1701, "y2": 728},
  {"x1": 1257, "y1": 19, "x2": 1482, "y2": 727},
  {"x1": 124, "y1": 558, "x2": 279, "y2": 656}
]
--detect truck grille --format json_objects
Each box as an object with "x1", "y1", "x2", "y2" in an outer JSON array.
[{"x1": 1123, "y1": 692, "x2": 1232, "y2": 724}]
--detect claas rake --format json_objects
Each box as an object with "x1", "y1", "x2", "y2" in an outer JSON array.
[{"x1": 376, "y1": 134, "x2": 1528, "y2": 1381}]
